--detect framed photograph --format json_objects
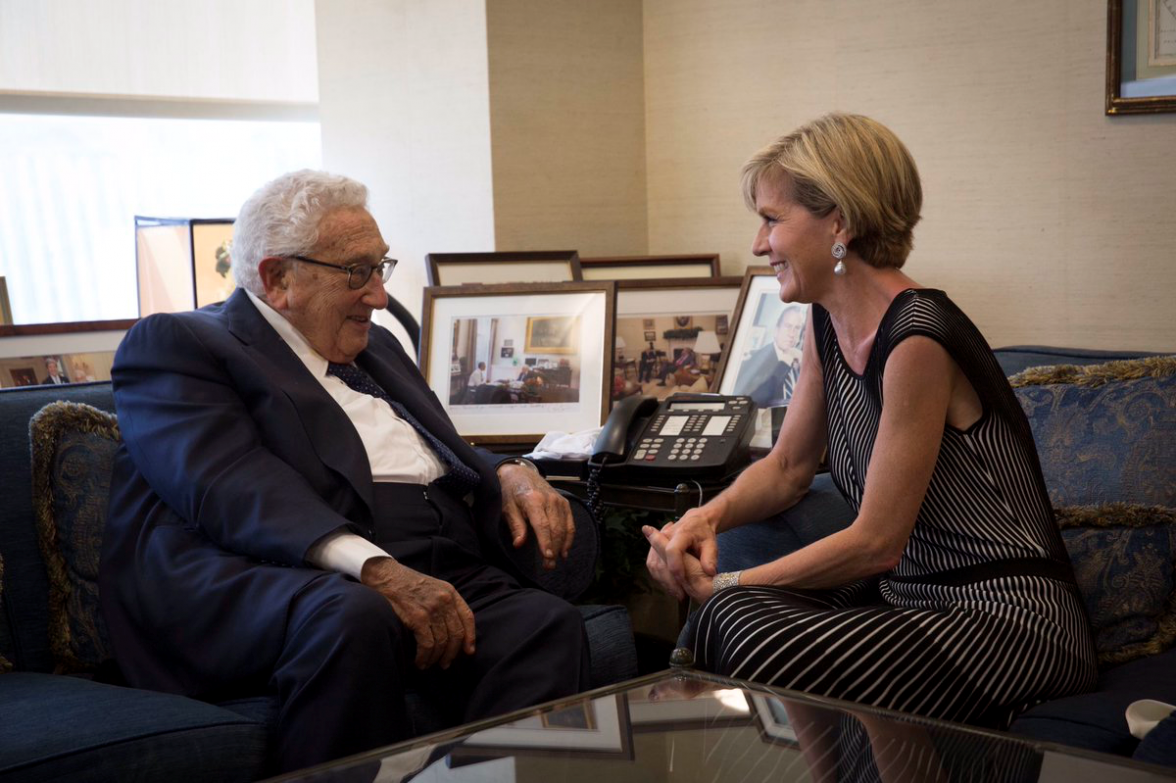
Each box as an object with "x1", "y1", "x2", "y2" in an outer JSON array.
[
  {"x1": 135, "y1": 216, "x2": 236, "y2": 315},
  {"x1": 1106, "y1": 0, "x2": 1176, "y2": 114},
  {"x1": 6, "y1": 367, "x2": 37, "y2": 387},
  {"x1": 612, "y1": 277, "x2": 741, "y2": 406},
  {"x1": 425, "y1": 251, "x2": 582, "y2": 286},
  {"x1": 0, "y1": 351, "x2": 116, "y2": 388},
  {"x1": 750, "y1": 694, "x2": 800, "y2": 746},
  {"x1": 191, "y1": 220, "x2": 236, "y2": 308},
  {"x1": 716, "y1": 314, "x2": 729, "y2": 335},
  {"x1": 714, "y1": 267, "x2": 808, "y2": 449},
  {"x1": 579, "y1": 254, "x2": 721, "y2": 281},
  {"x1": 450, "y1": 694, "x2": 632, "y2": 761},
  {"x1": 421, "y1": 281, "x2": 615, "y2": 445}
]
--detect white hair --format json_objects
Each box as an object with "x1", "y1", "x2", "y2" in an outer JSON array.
[{"x1": 231, "y1": 170, "x2": 369, "y2": 295}]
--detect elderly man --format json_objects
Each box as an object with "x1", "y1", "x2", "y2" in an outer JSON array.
[{"x1": 99, "y1": 170, "x2": 590, "y2": 773}]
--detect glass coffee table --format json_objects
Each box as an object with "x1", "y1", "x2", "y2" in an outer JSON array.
[{"x1": 268, "y1": 669, "x2": 1174, "y2": 782}]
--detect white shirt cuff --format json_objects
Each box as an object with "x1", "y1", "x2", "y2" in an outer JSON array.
[{"x1": 305, "y1": 530, "x2": 392, "y2": 580}]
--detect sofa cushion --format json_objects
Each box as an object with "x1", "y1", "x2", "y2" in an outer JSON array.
[
  {"x1": 0, "y1": 673, "x2": 267, "y2": 783},
  {"x1": 1010, "y1": 647, "x2": 1176, "y2": 757},
  {"x1": 1056, "y1": 504, "x2": 1176, "y2": 667},
  {"x1": 1008, "y1": 356, "x2": 1176, "y2": 508},
  {"x1": 29, "y1": 401, "x2": 119, "y2": 673},
  {"x1": 0, "y1": 553, "x2": 12, "y2": 673},
  {"x1": 0, "y1": 383, "x2": 119, "y2": 673}
]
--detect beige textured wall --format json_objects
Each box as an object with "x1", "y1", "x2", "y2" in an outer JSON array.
[
  {"x1": 487, "y1": 0, "x2": 648, "y2": 256},
  {"x1": 643, "y1": 0, "x2": 1176, "y2": 351}
]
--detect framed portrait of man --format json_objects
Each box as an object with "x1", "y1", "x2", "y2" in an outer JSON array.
[{"x1": 714, "y1": 267, "x2": 808, "y2": 448}]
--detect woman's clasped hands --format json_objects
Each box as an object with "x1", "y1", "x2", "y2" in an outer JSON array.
[{"x1": 642, "y1": 507, "x2": 723, "y2": 603}]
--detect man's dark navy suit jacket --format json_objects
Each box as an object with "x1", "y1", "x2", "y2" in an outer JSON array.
[{"x1": 99, "y1": 289, "x2": 519, "y2": 698}]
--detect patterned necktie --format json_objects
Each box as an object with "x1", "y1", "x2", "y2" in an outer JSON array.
[{"x1": 327, "y1": 362, "x2": 481, "y2": 497}]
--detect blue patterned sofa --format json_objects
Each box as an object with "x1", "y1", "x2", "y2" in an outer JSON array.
[
  {"x1": 714, "y1": 345, "x2": 1176, "y2": 766},
  {"x1": 0, "y1": 381, "x2": 637, "y2": 782}
]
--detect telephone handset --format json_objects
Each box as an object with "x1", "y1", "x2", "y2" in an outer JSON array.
[{"x1": 589, "y1": 393, "x2": 757, "y2": 484}]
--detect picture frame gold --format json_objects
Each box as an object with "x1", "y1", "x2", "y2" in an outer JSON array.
[
  {"x1": 1106, "y1": 0, "x2": 1176, "y2": 114},
  {"x1": 525, "y1": 315, "x2": 579, "y2": 354}
]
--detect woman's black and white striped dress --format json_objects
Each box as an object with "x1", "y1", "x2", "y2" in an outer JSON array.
[{"x1": 689, "y1": 289, "x2": 1097, "y2": 729}]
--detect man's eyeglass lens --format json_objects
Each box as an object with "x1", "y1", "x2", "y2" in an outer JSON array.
[{"x1": 289, "y1": 255, "x2": 397, "y2": 288}]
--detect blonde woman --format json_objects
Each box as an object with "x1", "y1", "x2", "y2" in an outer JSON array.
[{"x1": 645, "y1": 113, "x2": 1096, "y2": 729}]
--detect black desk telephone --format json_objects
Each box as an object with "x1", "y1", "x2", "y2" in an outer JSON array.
[{"x1": 589, "y1": 393, "x2": 757, "y2": 485}]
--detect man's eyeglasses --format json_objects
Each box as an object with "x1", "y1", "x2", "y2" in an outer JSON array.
[{"x1": 288, "y1": 255, "x2": 397, "y2": 289}]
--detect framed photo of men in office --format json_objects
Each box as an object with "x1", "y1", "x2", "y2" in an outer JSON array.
[
  {"x1": 420, "y1": 281, "x2": 615, "y2": 445},
  {"x1": 610, "y1": 277, "x2": 741, "y2": 407},
  {"x1": 714, "y1": 267, "x2": 808, "y2": 449}
]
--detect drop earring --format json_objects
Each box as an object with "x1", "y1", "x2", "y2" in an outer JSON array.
[{"x1": 831, "y1": 242, "x2": 847, "y2": 276}]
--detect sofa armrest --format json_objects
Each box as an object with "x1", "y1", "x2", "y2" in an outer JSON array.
[{"x1": 717, "y1": 472, "x2": 854, "y2": 572}]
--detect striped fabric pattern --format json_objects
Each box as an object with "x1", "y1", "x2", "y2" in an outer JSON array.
[{"x1": 691, "y1": 289, "x2": 1097, "y2": 729}]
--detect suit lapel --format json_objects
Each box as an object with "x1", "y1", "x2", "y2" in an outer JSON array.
[{"x1": 224, "y1": 291, "x2": 375, "y2": 514}]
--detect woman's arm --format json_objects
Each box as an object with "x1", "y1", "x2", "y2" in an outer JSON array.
[
  {"x1": 659, "y1": 319, "x2": 829, "y2": 583},
  {"x1": 742, "y1": 336, "x2": 958, "y2": 590}
]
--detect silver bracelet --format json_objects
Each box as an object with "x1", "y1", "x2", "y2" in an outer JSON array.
[{"x1": 712, "y1": 570, "x2": 742, "y2": 593}]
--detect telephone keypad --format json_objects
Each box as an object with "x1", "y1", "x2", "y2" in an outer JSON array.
[{"x1": 617, "y1": 395, "x2": 753, "y2": 479}]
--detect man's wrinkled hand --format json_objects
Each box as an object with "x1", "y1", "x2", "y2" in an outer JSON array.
[
  {"x1": 361, "y1": 557, "x2": 476, "y2": 670},
  {"x1": 498, "y1": 461, "x2": 575, "y2": 571}
]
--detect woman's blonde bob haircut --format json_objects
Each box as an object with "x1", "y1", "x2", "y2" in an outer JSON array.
[{"x1": 741, "y1": 113, "x2": 923, "y2": 269}]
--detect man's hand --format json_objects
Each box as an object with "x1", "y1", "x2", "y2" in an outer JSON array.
[
  {"x1": 497, "y1": 461, "x2": 575, "y2": 571},
  {"x1": 360, "y1": 557, "x2": 476, "y2": 670},
  {"x1": 644, "y1": 525, "x2": 714, "y2": 603}
]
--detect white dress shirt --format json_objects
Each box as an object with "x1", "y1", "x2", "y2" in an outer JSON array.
[{"x1": 245, "y1": 289, "x2": 449, "y2": 579}]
